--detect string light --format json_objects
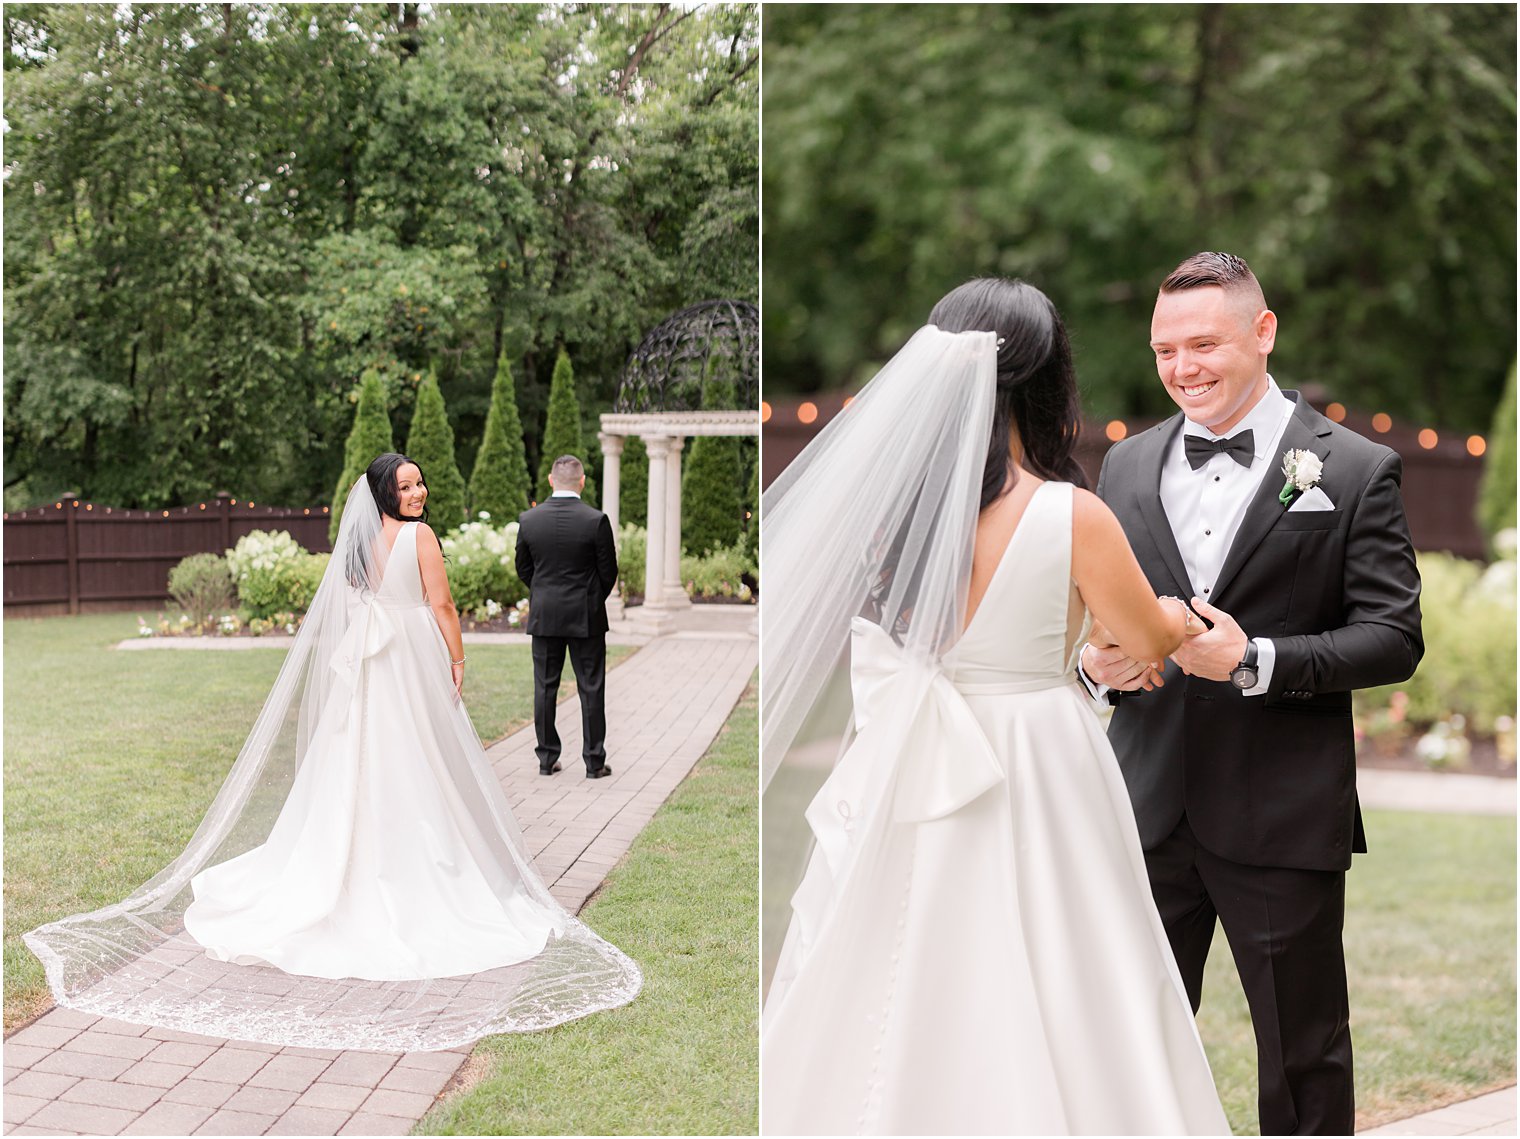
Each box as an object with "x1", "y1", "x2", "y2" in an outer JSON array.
[
  {"x1": 1371, "y1": 413, "x2": 1392, "y2": 433},
  {"x1": 760, "y1": 401, "x2": 771, "y2": 423},
  {"x1": 1326, "y1": 402, "x2": 1347, "y2": 422},
  {"x1": 1417, "y1": 429, "x2": 1438, "y2": 450},
  {"x1": 797, "y1": 401, "x2": 818, "y2": 425},
  {"x1": 1468, "y1": 435, "x2": 1487, "y2": 457},
  {"x1": 1105, "y1": 420, "x2": 1127, "y2": 442},
  {"x1": 843, "y1": 396, "x2": 854, "y2": 409}
]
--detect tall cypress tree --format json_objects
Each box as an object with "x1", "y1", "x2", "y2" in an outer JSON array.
[
  {"x1": 469, "y1": 351, "x2": 533, "y2": 522},
  {"x1": 330, "y1": 369, "x2": 395, "y2": 541},
  {"x1": 681, "y1": 373, "x2": 745, "y2": 555},
  {"x1": 405, "y1": 369, "x2": 468, "y2": 533},
  {"x1": 620, "y1": 433, "x2": 649, "y2": 528},
  {"x1": 536, "y1": 348, "x2": 597, "y2": 504}
]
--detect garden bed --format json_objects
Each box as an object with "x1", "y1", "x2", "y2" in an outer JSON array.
[{"x1": 1357, "y1": 736, "x2": 1514, "y2": 779}]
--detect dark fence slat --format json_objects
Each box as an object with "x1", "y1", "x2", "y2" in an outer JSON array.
[{"x1": 3, "y1": 496, "x2": 334, "y2": 614}]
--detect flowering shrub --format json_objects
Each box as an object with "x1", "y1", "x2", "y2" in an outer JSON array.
[
  {"x1": 441, "y1": 518, "x2": 526, "y2": 615},
  {"x1": 1357, "y1": 540, "x2": 1517, "y2": 765},
  {"x1": 616, "y1": 524, "x2": 648, "y2": 599},
  {"x1": 616, "y1": 524, "x2": 756, "y2": 603},
  {"x1": 225, "y1": 530, "x2": 330, "y2": 618}
]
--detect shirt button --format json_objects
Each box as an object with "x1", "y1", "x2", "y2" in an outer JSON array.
[
  {"x1": 1205, "y1": 529, "x2": 1212, "y2": 536},
  {"x1": 1214, "y1": 476, "x2": 1221, "y2": 482},
  {"x1": 1204, "y1": 587, "x2": 1211, "y2": 594}
]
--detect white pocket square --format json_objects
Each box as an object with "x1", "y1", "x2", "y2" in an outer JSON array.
[{"x1": 1288, "y1": 486, "x2": 1335, "y2": 512}]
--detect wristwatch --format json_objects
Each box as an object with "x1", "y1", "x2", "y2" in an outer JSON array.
[{"x1": 1230, "y1": 640, "x2": 1260, "y2": 691}]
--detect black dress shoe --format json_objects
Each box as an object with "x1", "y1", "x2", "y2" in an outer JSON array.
[
  {"x1": 585, "y1": 764, "x2": 613, "y2": 779},
  {"x1": 539, "y1": 761, "x2": 562, "y2": 775}
]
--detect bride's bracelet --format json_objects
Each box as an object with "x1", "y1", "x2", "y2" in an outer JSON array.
[
  {"x1": 450, "y1": 656, "x2": 467, "y2": 666},
  {"x1": 1157, "y1": 596, "x2": 1201, "y2": 635}
]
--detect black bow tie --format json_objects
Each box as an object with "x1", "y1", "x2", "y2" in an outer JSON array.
[{"x1": 1184, "y1": 430, "x2": 1255, "y2": 470}]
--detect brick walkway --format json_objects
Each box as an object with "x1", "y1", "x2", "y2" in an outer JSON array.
[
  {"x1": 4, "y1": 611, "x2": 757, "y2": 1137},
  {"x1": 1362, "y1": 1085, "x2": 1517, "y2": 1135}
]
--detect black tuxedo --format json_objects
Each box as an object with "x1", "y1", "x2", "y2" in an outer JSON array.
[
  {"x1": 515, "y1": 495, "x2": 619, "y2": 772},
  {"x1": 1096, "y1": 392, "x2": 1422, "y2": 1134}
]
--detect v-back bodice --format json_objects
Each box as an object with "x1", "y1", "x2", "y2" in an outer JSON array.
[
  {"x1": 376, "y1": 521, "x2": 425, "y2": 606},
  {"x1": 945, "y1": 480, "x2": 1088, "y2": 689}
]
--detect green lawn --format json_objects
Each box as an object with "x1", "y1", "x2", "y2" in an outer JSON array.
[
  {"x1": 418, "y1": 679, "x2": 758, "y2": 1136},
  {"x1": 764, "y1": 762, "x2": 1515, "y2": 1134},
  {"x1": 2, "y1": 613, "x2": 631, "y2": 1029},
  {"x1": 1198, "y1": 810, "x2": 1516, "y2": 1134}
]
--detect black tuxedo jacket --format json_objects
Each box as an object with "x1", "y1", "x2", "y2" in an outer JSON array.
[
  {"x1": 515, "y1": 496, "x2": 618, "y2": 639},
  {"x1": 1096, "y1": 393, "x2": 1423, "y2": 871}
]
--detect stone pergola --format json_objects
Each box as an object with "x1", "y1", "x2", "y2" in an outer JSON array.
[{"x1": 600, "y1": 300, "x2": 758, "y2": 634}]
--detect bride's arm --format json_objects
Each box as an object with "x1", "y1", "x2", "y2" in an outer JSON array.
[
  {"x1": 1070, "y1": 488, "x2": 1190, "y2": 664},
  {"x1": 416, "y1": 524, "x2": 467, "y2": 690}
]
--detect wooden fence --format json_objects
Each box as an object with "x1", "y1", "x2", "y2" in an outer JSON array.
[
  {"x1": 3, "y1": 492, "x2": 335, "y2": 616},
  {"x1": 761, "y1": 393, "x2": 1494, "y2": 560}
]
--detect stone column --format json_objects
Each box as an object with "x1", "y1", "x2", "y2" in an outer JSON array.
[
  {"x1": 642, "y1": 435, "x2": 672, "y2": 613},
  {"x1": 598, "y1": 431, "x2": 626, "y2": 624},
  {"x1": 662, "y1": 436, "x2": 692, "y2": 610},
  {"x1": 598, "y1": 431, "x2": 624, "y2": 533}
]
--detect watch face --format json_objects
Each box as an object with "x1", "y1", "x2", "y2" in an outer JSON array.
[{"x1": 1231, "y1": 667, "x2": 1258, "y2": 691}]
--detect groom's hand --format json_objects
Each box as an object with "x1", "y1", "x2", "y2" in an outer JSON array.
[
  {"x1": 1082, "y1": 642, "x2": 1165, "y2": 691},
  {"x1": 1170, "y1": 597, "x2": 1248, "y2": 682}
]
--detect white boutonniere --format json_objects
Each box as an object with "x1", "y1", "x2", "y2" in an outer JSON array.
[{"x1": 1278, "y1": 449, "x2": 1324, "y2": 506}]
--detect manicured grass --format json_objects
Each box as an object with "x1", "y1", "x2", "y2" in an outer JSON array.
[
  {"x1": 418, "y1": 679, "x2": 758, "y2": 1136},
  {"x1": 2, "y1": 613, "x2": 630, "y2": 1029},
  {"x1": 764, "y1": 763, "x2": 1514, "y2": 1135}
]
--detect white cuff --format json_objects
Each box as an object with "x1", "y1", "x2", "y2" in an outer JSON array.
[
  {"x1": 1240, "y1": 637, "x2": 1275, "y2": 697},
  {"x1": 1077, "y1": 643, "x2": 1111, "y2": 704}
]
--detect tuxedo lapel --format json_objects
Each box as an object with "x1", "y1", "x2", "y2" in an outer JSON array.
[
  {"x1": 1131, "y1": 416, "x2": 1195, "y2": 597},
  {"x1": 1211, "y1": 394, "x2": 1335, "y2": 605}
]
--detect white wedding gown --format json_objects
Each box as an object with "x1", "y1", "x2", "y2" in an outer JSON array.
[
  {"x1": 183, "y1": 521, "x2": 561, "y2": 980},
  {"x1": 763, "y1": 482, "x2": 1229, "y2": 1135}
]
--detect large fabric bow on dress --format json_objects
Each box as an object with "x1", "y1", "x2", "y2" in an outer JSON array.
[
  {"x1": 329, "y1": 590, "x2": 397, "y2": 688},
  {"x1": 788, "y1": 617, "x2": 1004, "y2": 964}
]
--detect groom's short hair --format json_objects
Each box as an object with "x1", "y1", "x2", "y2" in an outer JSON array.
[
  {"x1": 1160, "y1": 252, "x2": 1267, "y2": 318},
  {"x1": 549, "y1": 455, "x2": 584, "y2": 486}
]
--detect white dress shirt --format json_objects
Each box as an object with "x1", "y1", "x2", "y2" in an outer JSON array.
[
  {"x1": 1083, "y1": 376, "x2": 1292, "y2": 699},
  {"x1": 550, "y1": 490, "x2": 582, "y2": 498}
]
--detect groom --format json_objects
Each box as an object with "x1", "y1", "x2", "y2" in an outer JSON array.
[
  {"x1": 1083, "y1": 252, "x2": 1423, "y2": 1135},
  {"x1": 516, "y1": 455, "x2": 619, "y2": 779}
]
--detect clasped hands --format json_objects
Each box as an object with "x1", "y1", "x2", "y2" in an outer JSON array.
[{"x1": 1083, "y1": 597, "x2": 1248, "y2": 691}]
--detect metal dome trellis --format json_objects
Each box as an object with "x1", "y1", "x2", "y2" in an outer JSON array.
[{"x1": 615, "y1": 300, "x2": 758, "y2": 413}]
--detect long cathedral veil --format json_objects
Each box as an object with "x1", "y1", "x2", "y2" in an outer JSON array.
[
  {"x1": 25, "y1": 476, "x2": 641, "y2": 1051},
  {"x1": 760, "y1": 326, "x2": 998, "y2": 994}
]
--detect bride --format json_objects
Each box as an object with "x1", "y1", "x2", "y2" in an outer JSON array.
[
  {"x1": 761, "y1": 279, "x2": 1230, "y2": 1134},
  {"x1": 25, "y1": 453, "x2": 640, "y2": 1051}
]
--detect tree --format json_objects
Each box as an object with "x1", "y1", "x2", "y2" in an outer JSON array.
[
  {"x1": 762, "y1": 5, "x2": 1515, "y2": 434},
  {"x1": 1477, "y1": 362, "x2": 1517, "y2": 541},
  {"x1": 620, "y1": 434, "x2": 649, "y2": 528},
  {"x1": 681, "y1": 374, "x2": 745, "y2": 555},
  {"x1": 469, "y1": 351, "x2": 534, "y2": 523},
  {"x1": 330, "y1": 371, "x2": 395, "y2": 541},
  {"x1": 537, "y1": 349, "x2": 597, "y2": 504},
  {"x1": 405, "y1": 369, "x2": 468, "y2": 533},
  {"x1": 3, "y1": 4, "x2": 757, "y2": 511}
]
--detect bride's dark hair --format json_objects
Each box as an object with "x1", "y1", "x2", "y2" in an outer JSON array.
[
  {"x1": 928, "y1": 278, "x2": 1088, "y2": 509},
  {"x1": 365, "y1": 452, "x2": 429, "y2": 525}
]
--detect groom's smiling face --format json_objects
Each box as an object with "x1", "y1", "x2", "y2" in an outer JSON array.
[{"x1": 1150, "y1": 286, "x2": 1276, "y2": 435}]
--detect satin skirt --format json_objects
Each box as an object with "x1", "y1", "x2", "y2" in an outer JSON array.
[
  {"x1": 185, "y1": 602, "x2": 563, "y2": 982},
  {"x1": 762, "y1": 683, "x2": 1229, "y2": 1135}
]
